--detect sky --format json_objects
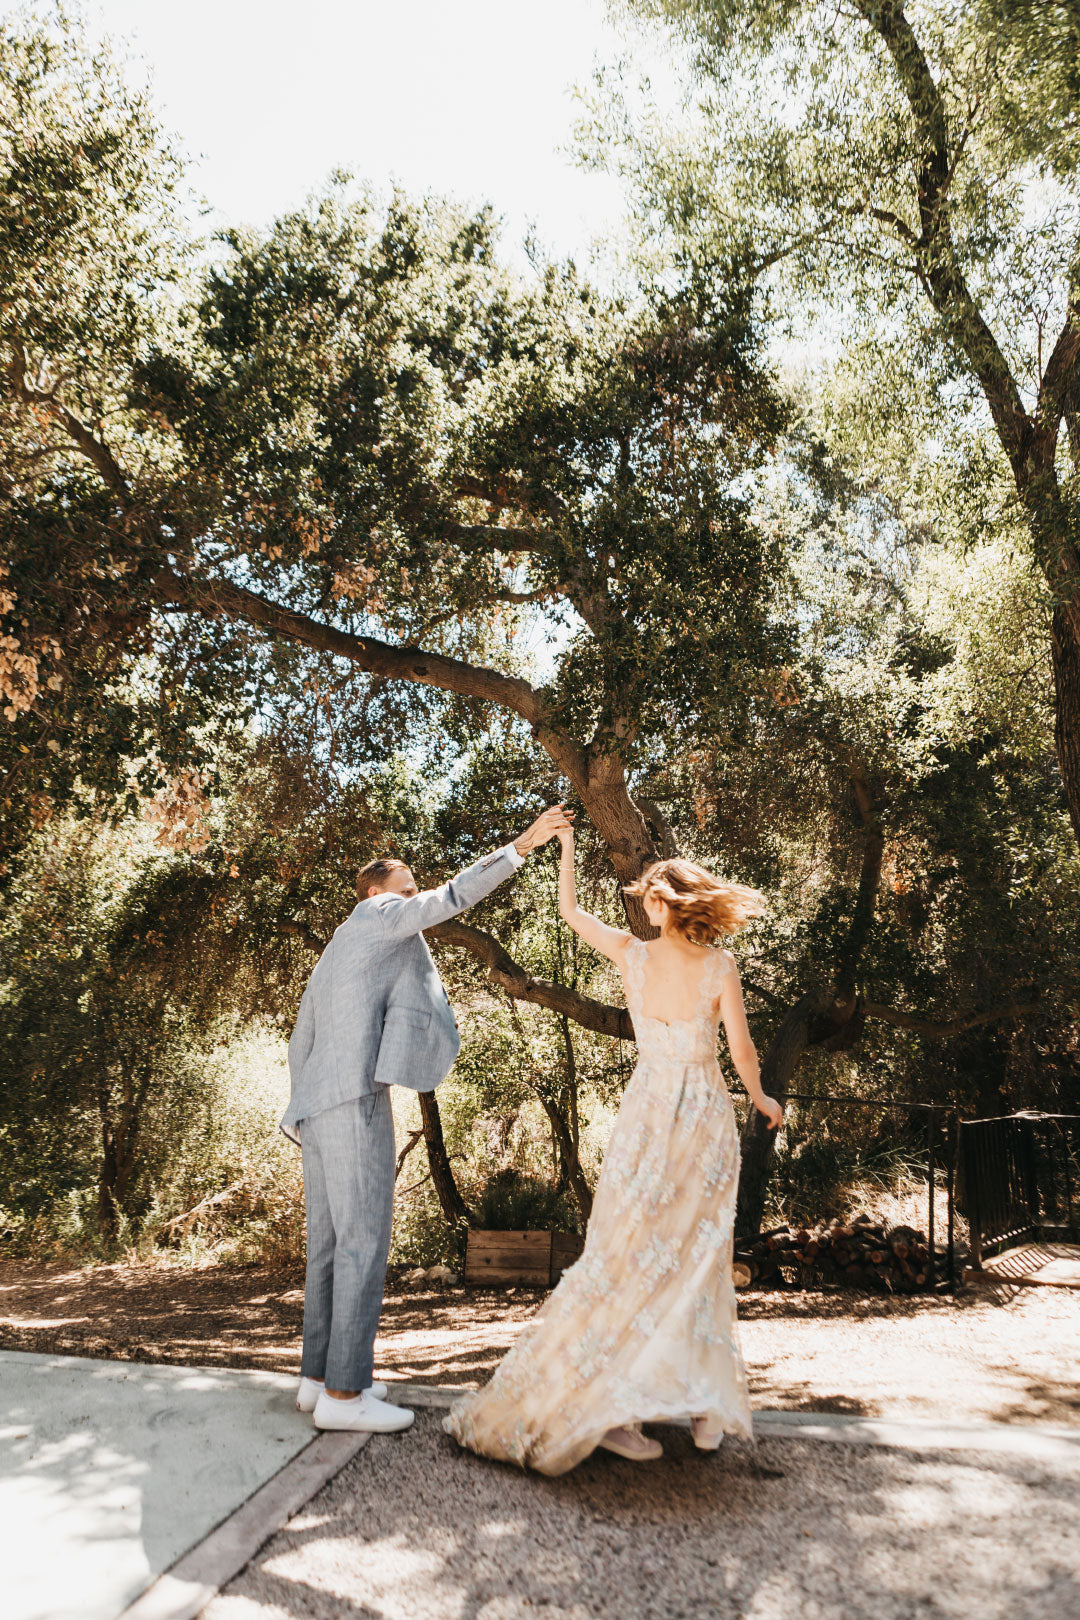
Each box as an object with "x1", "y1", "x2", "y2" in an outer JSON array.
[{"x1": 87, "y1": 0, "x2": 651, "y2": 267}]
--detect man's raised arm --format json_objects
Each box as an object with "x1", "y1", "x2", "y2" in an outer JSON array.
[{"x1": 371, "y1": 805, "x2": 571, "y2": 942}]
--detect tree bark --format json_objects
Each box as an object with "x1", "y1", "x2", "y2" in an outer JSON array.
[
  {"x1": 535, "y1": 1090, "x2": 594, "y2": 1225},
  {"x1": 418, "y1": 1090, "x2": 470, "y2": 1224},
  {"x1": 735, "y1": 991, "x2": 837, "y2": 1240},
  {"x1": 855, "y1": 0, "x2": 1080, "y2": 845},
  {"x1": 97, "y1": 1120, "x2": 119, "y2": 1237},
  {"x1": 159, "y1": 569, "x2": 663, "y2": 915},
  {"x1": 735, "y1": 773, "x2": 883, "y2": 1237},
  {"x1": 427, "y1": 919, "x2": 635, "y2": 1037},
  {"x1": 1052, "y1": 602, "x2": 1080, "y2": 848}
]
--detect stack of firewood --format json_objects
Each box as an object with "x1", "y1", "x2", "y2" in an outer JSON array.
[{"x1": 733, "y1": 1213, "x2": 932, "y2": 1293}]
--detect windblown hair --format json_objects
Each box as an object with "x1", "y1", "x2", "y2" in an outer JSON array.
[
  {"x1": 624, "y1": 858, "x2": 765, "y2": 945},
  {"x1": 356, "y1": 856, "x2": 409, "y2": 901}
]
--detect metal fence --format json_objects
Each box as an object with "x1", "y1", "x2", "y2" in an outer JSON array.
[
  {"x1": 960, "y1": 1112, "x2": 1080, "y2": 1267},
  {"x1": 730, "y1": 1094, "x2": 1080, "y2": 1289},
  {"x1": 736, "y1": 1091, "x2": 960, "y2": 1290}
]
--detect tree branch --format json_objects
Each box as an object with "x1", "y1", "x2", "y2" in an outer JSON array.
[
  {"x1": 395, "y1": 1128, "x2": 424, "y2": 1180},
  {"x1": 855, "y1": 1, "x2": 1035, "y2": 478},
  {"x1": 833, "y1": 769, "x2": 885, "y2": 1002},
  {"x1": 280, "y1": 912, "x2": 635, "y2": 1039},
  {"x1": 413, "y1": 583, "x2": 558, "y2": 640},
  {"x1": 633, "y1": 795, "x2": 679, "y2": 859},
  {"x1": 742, "y1": 976, "x2": 785, "y2": 1009},
  {"x1": 1035, "y1": 275, "x2": 1080, "y2": 461},
  {"x1": 7, "y1": 345, "x2": 132, "y2": 499},
  {"x1": 426, "y1": 918, "x2": 635, "y2": 1039},
  {"x1": 159, "y1": 563, "x2": 556, "y2": 728},
  {"x1": 448, "y1": 523, "x2": 553, "y2": 553},
  {"x1": 281, "y1": 919, "x2": 327, "y2": 955},
  {"x1": 862, "y1": 996, "x2": 1039, "y2": 1038}
]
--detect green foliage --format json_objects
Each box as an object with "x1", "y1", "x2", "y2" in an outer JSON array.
[
  {"x1": 3, "y1": 4, "x2": 1080, "y2": 1269},
  {"x1": 470, "y1": 1168, "x2": 578, "y2": 1234},
  {"x1": 594, "y1": 0, "x2": 1080, "y2": 616}
]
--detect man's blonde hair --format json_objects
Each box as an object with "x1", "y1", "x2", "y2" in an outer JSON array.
[{"x1": 356, "y1": 856, "x2": 409, "y2": 902}]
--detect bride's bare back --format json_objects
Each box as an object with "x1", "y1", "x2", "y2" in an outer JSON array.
[
  {"x1": 552, "y1": 825, "x2": 780, "y2": 1130},
  {"x1": 628, "y1": 937, "x2": 732, "y2": 1025}
]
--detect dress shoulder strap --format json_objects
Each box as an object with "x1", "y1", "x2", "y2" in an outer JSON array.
[
  {"x1": 710, "y1": 948, "x2": 736, "y2": 989},
  {"x1": 622, "y1": 935, "x2": 648, "y2": 999}
]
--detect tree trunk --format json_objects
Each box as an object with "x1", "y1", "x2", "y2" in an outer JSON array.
[
  {"x1": 97, "y1": 1122, "x2": 119, "y2": 1237},
  {"x1": 735, "y1": 991, "x2": 868, "y2": 1239},
  {"x1": 536, "y1": 1091, "x2": 594, "y2": 1225},
  {"x1": 1051, "y1": 601, "x2": 1080, "y2": 848},
  {"x1": 555, "y1": 1014, "x2": 582, "y2": 1196},
  {"x1": 576, "y1": 754, "x2": 659, "y2": 937},
  {"x1": 418, "y1": 1090, "x2": 470, "y2": 1224},
  {"x1": 735, "y1": 992, "x2": 817, "y2": 1240},
  {"x1": 736, "y1": 773, "x2": 883, "y2": 1238}
]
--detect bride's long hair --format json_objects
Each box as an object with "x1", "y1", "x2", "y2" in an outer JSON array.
[{"x1": 624, "y1": 858, "x2": 765, "y2": 945}]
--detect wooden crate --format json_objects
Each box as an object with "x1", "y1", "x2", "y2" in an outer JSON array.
[
  {"x1": 464, "y1": 1228, "x2": 586, "y2": 1287},
  {"x1": 550, "y1": 1230, "x2": 585, "y2": 1282},
  {"x1": 465, "y1": 1228, "x2": 552, "y2": 1286}
]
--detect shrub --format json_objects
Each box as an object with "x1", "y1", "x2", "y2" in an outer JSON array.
[{"x1": 471, "y1": 1167, "x2": 578, "y2": 1233}]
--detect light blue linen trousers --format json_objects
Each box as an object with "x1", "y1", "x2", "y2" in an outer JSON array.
[{"x1": 299, "y1": 1090, "x2": 396, "y2": 1392}]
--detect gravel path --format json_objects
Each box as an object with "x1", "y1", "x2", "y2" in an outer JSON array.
[
  {"x1": 736, "y1": 1288, "x2": 1079, "y2": 1427},
  {"x1": 203, "y1": 1409, "x2": 1080, "y2": 1620}
]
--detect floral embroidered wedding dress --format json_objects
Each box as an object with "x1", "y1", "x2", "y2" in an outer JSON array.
[{"x1": 443, "y1": 937, "x2": 753, "y2": 1475}]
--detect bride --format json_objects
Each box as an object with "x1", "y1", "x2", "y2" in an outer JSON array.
[{"x1": 443, "y1": 819, "x2": 783, "y2": 1475}]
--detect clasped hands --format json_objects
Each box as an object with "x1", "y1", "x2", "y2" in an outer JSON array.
[{"x1": 513, "y1": 803, "x2": 575, "y2": 856}]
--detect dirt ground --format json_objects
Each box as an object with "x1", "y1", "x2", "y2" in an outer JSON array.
[{"x1": 1, "y1": 1260, "x2": 1076, "y2": 1427}]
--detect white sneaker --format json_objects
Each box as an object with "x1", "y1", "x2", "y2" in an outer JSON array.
[
  {"x1": 296, "y1": 1376, "x2": 387, "y2": 1412},
  {"x1": 312, "y1": 1388, "x2": 414, "y2": 1433}
]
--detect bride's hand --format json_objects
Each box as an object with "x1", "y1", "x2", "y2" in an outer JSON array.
[
  {"x1": 514, "y1": 804, "x2": 574, "y2": 854},
  {"x1": 756, "y1": 1095, "x2": 783, "y2": 1131}
]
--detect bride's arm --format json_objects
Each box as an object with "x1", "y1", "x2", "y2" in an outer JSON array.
[
  {"x1": 719, "y1": 960, "x2": 783, "y2": 1129},
  {"x1": 557, "y1": 826, "x2": 632, "y2": 963}
]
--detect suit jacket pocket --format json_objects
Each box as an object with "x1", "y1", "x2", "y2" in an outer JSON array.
[
  {"x1": 373, "y1": 999, "x2": 457, "y2": 1092},
  {"x1": 382, "y1": 1005, "x2": 432, "y2": 1031}
]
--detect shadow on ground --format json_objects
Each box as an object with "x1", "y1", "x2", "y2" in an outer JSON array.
[
  {"x1": 3, "y1": 1262, "x2": 1077, "y2": 1426},
  {"x1": 203, "y1": 1410, "x2": 1080, "y2": 1620}
]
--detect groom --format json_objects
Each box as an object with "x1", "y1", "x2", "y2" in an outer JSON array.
[{"x1": 282, "y1": 805, "x2": 570, "y2": 1435}]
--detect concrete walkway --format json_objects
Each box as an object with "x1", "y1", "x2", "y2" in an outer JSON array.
[{"x1": 0, "y1": 1351, "x2": 317, "y2": 1620}]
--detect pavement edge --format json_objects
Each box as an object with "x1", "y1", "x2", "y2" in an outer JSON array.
[{"x1": 116, "y1": 1429, "x2": 368, "y2": 1620}]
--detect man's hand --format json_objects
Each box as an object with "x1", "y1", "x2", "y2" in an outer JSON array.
[{"x1": 514, "y1": 804, "x2": 574, "y2": 856}]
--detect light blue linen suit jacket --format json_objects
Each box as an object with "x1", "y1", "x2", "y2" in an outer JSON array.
[{"x1": 280, "y1": 844, "x2": 523, "y2": 1142}]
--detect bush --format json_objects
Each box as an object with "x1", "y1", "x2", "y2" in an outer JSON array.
[
  {"x1": 471, "y1": 1167, "x2": 578, "y2": 1233},
  {"x1": 388, "y1": 1179, "x2": 465, "y2": 1268}
]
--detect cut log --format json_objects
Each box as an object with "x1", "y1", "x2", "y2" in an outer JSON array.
[{"x1": 733, "y1": 1211, "x2": 931, "y2": 1295}]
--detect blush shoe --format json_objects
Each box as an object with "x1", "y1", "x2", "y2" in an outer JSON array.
[
  {"x1": 691, "y1": 1417, "x2": 724, "y2": 1451},
  {"x1": 599, "y1": 1424, "x2": 663, "y2": 1461},
  {"x1": 296, "y1": 1376, "x2": 388, "y2": 1412}
]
